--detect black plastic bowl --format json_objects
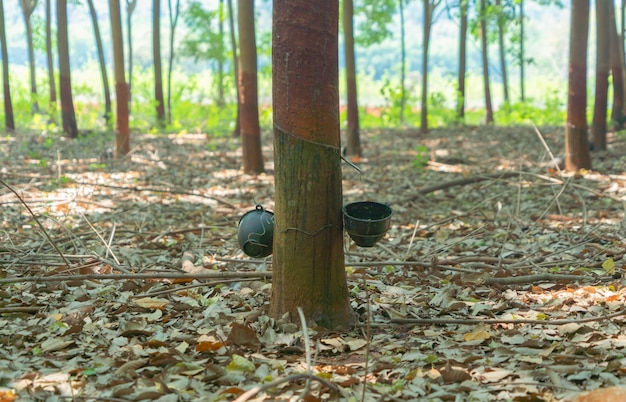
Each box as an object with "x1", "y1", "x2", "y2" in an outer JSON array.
[
  {"x1": 342, "y1": 201, "x2": 392, "y2": 247},
  {"x1": 237, "y1": 205, "x2": 275, "y2": 257}
]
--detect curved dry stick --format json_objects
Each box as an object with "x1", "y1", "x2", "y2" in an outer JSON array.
[
  {"x1": 0, "y1": 271, "x2": 272, "y2": 285},
  {"x1": 2, "y1": 260, "x2": 610, "y2": 286},
  {"x1": 485, "y1": 272, "x2": 616, "y2": 285},
  {"x1": 398, "y1": 170, "x2": 626, "y2": 205},
  {"x1": 73, "y1": 181, "x2": 238, "y2": 209},
  {"x1": 0, "y1": 179, "x2": 72, "y2": 268},
  {"x1": 388, "y1": 308, "x2": 626, "y2": 326},
  {"x1": 232, "y1": 373, "x2": 339, "y2": 402}
]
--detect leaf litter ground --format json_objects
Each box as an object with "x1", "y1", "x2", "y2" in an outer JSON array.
[{"x1": 1, "y1": 126, "x2": 626, "y2": 401}]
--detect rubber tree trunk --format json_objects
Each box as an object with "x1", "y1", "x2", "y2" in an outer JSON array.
[
  {"x1": 57, "y1": 0, "x2": 78, "y2": 138},
  {"x1": 126, "y1": 0, "x2": 137, "y2": 114},
  {"x1": 227, "y1": 0, "x2": 240, "y2": 137},
  {"x1": 153, "y1": 0, "x2": 165, "y2": 127},
  {"x1": 87, "y1": 0, "x2": 112, "y2": 126},
  {"x1": 166, "y1": 0, "x2": 180, "y2": 125},
  {"x1": 45, "y1": 0, "x2": 57, "y2": 120},
  {"x1": 399, "y1": 0, "x2": 406, "y2": 124},
  {"x1": 609, "y1": 0, "x2": 625, "y2": 128},
  {"x1": 270, "y1": 0, "x2": 355, "y2": 330},
  {"x1": 565, "y1": 0, "x2": 591, "y2": 171},
  {"x1": 420, "y1": 0, "x2": 433, "y2": 134},
  {"x1": 519, "y1": 0, "x2": 525, "y2": 101},
  {"x1": 21, "y1": 0, "x2": 39, "y2": 114},
  {"x1": 457, "y1": 0, "x2": 467, "y2": 122},
  {"x1": 216, "y1": 0, "x2": 225, "y2": 108},
  {"x1": 237, "y1": 0, "x2": 263, "y2": 174},
  {"x1": 479, "y1": 0, "x2": 494, "y2": 124},
  {"x1": 0, "y1": 0, "x2": 14, "y2": 131},
  {"x1": 110, "y1": 0, "x2": 130, "y2": 156},
  {"x1": 343, "y1": 0, "x2": 361, "y2": 157},
  {"x1": 495, "y1": 0, "x2": 509, "y2": 107},
  {"x1": 592, "y1": 0, "x2": 609, "y2": 151}
]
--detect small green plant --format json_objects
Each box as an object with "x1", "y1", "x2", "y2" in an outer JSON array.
[
  {"x1": 89, "y1": 163, "x2": 107, "y2": 170},
  {"x1": 379, "y1": 78, "x2": 418, "y2": 126},
  {"x1": 42, "y1": 136, "x2": 54, "y2": 149},
  {"x1": 427, "y1": 91, "x2": 458, "y2": 128},
  {"x1": 413, "y1": 144, "x2": 429, "y2": 172}
]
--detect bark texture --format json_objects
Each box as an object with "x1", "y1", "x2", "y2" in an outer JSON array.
[
  {"x1": 343, "y1": 0, "x2": 361, "y2": 156},
  {"x1": 110, "y1": 0, "x2": 130, "y2": 156},
  {"x1": 238, "y1": 0, "x2": 264, "y2": 174},
  {"x1": 420, "y1": 0, "x2": 433, "y2": 133},
  {"x1": 153, "y1": 0, "x2": 165, "y2": 126},
  {"x1": 271, "y1": 0, "x2": 355, "y2": 330},
  {"x1": 45, "y1": 0, "x2": 57, "y2": 116},
  {"x1": 519, "y1": 0, "x2": 525, "y2": 101},
  {"x1": 457, "y1": 0, "x2": 467, "y2": 121},
  {"x1": 87, "y1": 0, "x2": 112, "y2": 125},
  {"x1": 21, "y1": 0, "x2": 39, "y2": 114},
  {"x1": 57, "y1": 0, "x2": 78, "y2": 138},
  {"x1": 565, "y1": 0, "x2": 591, "y2": 171},
  {"x1": 479, "y1": 0, "x2": 493, "y2": 124},
  {"x1": 0, "y1": 0, "x2": 13, "y2": 131},
  {"x1": 227, "y1": 0, "x2": 240, "y2": 137},
  {"x1": 126, "y1": 0, "x2": 137, "y2": 114},
  {"x1": 609, "y1": 0, "x2": 625, "y2": 127},
  {"x1": 495, "y1": 0, "x2": 509, "y2": 105},
  {"x1": 592, "y1": 0, "x2": 609, "y2": 151}
]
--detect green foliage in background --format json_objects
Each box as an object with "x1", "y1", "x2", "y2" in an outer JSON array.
[
  {"x1": 353, "y1": 0, "x2": 397, "y2": 47},
  {"x1": 1, "y1": 63, "x2": 575, "y2": 138}
]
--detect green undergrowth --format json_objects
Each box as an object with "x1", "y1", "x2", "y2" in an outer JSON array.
[{"x1": 0, "y1": 69, "x2": 588, "y2": 136}]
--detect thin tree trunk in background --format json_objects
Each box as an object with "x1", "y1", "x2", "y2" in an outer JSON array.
[
  {"x1": 592, "y1": 0, "x2": 609, "y2": 151},
  {"x1": 495, "y1": 0, "x2": 509, "y2": 106},
  {"x1": 45, "y1": 0, "x2": 57, "y2": 120},
  {"x1": 126, "y1": 0, "x2": 137, "y2": 114},
  {"x1": 227, "y1": 0, "x2": 240, "y2": 136},
  {"x1": 565, "y1": 0, "x2": 591, "y2": 171},
  {"x1": 420, "y1": 0, "x2": 433, "y2": 134},
  {"x1": 479, "y1": 0, "x2": 494, "y2": 124},
  {"x1": 57, "y1": 0, "x2": 78, "y2": 138},
  {"x1": 616, "y1": 0, "x2": 626, "y2": 46},
  {"x1": 0, "y1": 0, "x2": 14, "y2": 131},
  {"x1": 153, "y1": 0, "x2": 166, "y2": 126},
  {"x1": 86, "y1": 0, "x2": 112, "y2": 126},
  {"x1": 166, "y1": 0, "x2": 180, "y2": 125},
  {"x1": 109, "y1": 0, "x2": 130, "y2": 156},
  {"x1": 519, "y1": 0, "x2": 525, "y2": 102},
  {"x1": 20, "y1": 0, "x2": 39, "y2": 115},
  {"x1": 217, "y1": 0, "x2": 225, "y2": 108},
  {"x1": 271, "y1": 0, "x2": 355, "y2": 329},
  {"x1": 457, "y1": 0, "x2": 467, "y2": 122},
  {"x1": 237, "y1": 0, "x2": 263, "y2": 174},
  {"x1": 399, "y1": 0, "x2": 406, "y2": 124},
  {"x1": 609, "y1": 0, "x2": 625, "y2": 127},
  {"x1": 617, "y1": 0, "x2": 626, "y2": 121},
  {"x1": 343, "y1": 0, "x2": 361, "y2": 157}
]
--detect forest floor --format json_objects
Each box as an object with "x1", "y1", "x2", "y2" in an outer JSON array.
[{"x1": 1, "y1": 125, "x2": 626, "y2": 401}]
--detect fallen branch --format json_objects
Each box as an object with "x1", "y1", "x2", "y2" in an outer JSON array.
[
  {"x1": 398, "y1": 170, "x2": 626, "y2": 205},
  {"x1": 484, "y1": 272, "x2": 611, "y2": 286},
  {"x1": 0, "y1": 179, "x2": 72, "y2": 268},
  {"x1": 2, "y1": 260, "x2": 609, "y2": 286},
  {"x1": 402, "y1": 171, "x2": 525, "y2": 200},
  {"x1": 232, "y1": 373, "x2": 339, "y2": 402},
  {"x1": 388, "y1": 308, "x2": 626, "y2": 326},
  {"x1": 73, "y1": 181, "x2": 238, "y2": 209},
  {"x1": 0, "y1": 306, "x2": 42, "y2": 314},
  {"x1": 0, "y1": 271, "x2": 271, "y2": 285}
]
